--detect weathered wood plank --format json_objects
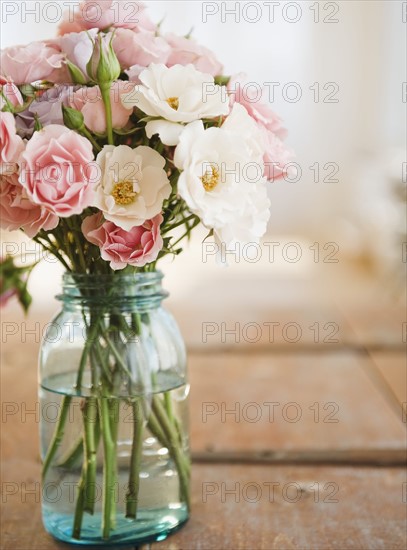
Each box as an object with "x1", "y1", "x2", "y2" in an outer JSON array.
[
  {"x1": 189, "y1": 352, "x2": 407, "y2": 453},
  {"x1": 152, "y1": 464, "x2": 407, "y2": 550},
  {"x1": 2, "y1": 460, "x2": 406, "y2": 550},
  {"x1": 191, "y1": 448, "x2": 407, "y2": 466},
  {"x1": 339, "y1": 303, "x2": 406, "y2": 349},
  {"x1": 2, "y1": 345, "x2": 406, "y2": 462},
  {"x1": 367, "y1": 351, "x2": 407, "y2": 407}
]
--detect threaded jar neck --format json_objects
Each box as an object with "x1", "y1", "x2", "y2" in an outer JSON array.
[{"x1": 57, "y1": 271, "x2": 168, "y2": 311}]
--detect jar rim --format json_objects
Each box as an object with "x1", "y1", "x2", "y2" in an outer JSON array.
[
  {"x1": 62, "y1": 270, "x2": 164, "y2": 284},
  {"x1": 58, "y1": 270, "x2": 168, "y2": 309}
]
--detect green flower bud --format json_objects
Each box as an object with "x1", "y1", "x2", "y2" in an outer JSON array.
[
  {"x1": 62, "y1": 105, "x2": 85, "y2": 131},
  {"x1": 214, "y1": 75, "x2": 231, "y2": 86},
  {"x1": 66, "y1": 60, "x2": 88, "y2": 85},
  {"x1": 86, "y1": 34, "x2": 121, "y2": 85}
]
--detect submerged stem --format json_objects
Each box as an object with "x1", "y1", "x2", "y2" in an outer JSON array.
[
  {"x1": 152, "y1": 396, "x2": 190, "y2": 510},
  {"x1": 72, "y1": 397, "x2": 99, "y2": 538},
  {"x1": 42, "y1": 395, "x2": 72, "y2": 480},
  {"x1": 82, "y1": 397, "x2": 98, "y2": 513},
  {"x1": 98, "y1": 396, "x2": 116, "y2": 540},
  {"x1": 126, "y1": 399, "x2": 144, "y2": 518}
]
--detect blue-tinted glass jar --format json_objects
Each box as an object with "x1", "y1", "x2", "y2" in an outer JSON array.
[{"x1": 39, "y1": 272, "x2": 190, "y2": 545}]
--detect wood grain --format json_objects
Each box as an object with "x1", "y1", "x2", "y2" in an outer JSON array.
[
  {"x1": 339, "y1": 304, "x2": 406, "y2": 349},
  {"x1": 2, "y1": 461, "x2": 406, "y2": 550},
  {"x1": 367, "y1": 351, "x2": 407, "y2": 406},
  {"x1": 152, "y1": 464, "x2": 407, "y2": 550},
  {"x1": 1, "y1": 275, "x2": 406, "y2": 550},
  {"x1": 189, "y1": 351, "x2": 406, "y2": 453}
]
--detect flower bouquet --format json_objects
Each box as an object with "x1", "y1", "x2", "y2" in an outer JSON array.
[{"x1": 0, "y1": 0, "x2": 291, "y2": 545}]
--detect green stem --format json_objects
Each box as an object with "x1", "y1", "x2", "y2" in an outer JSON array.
[
  {"x1": 102, "y1": 330, "x2": 133, "y2": 379},
  {"x1": 146, "y1": 407, "x2": 167, "y2": 447},
  {"x1": 159, "y1": 391, "x2": 187, "y2": 459},
  {"x1": 57, "y1": 434, "x2": 83, "y2": 469},
  {"x1": 124, "y1": 312, "x2": 144, "y2": 519},
  {"x1": 72, "y1": 398, "x2": 99, "y2": 538},
  {"x1": 76, "y1": 317, "x2": 104, "y2": 389},
  {"x1": 163, "y1": 214, "x2": 197, "y2": 233},
  {"x1": 100, "y1": 83, "x2": 114, "y2": 145},
  {"x1": 32, "y1": 236, "x2": 71, "y2": 271},
  {"x1": 81, "y1": 126, "x2": 102, "y2": 152},
  {"x1": 145, "y1": 405, "x2": 190, "y2": 475},
  {"x1": 152, "y1": 396, "x2": 190, "y2": 510},
  {"x1": 126, "y1": 399, "x2": 144, "y2": 518},
  {"x1": 71, "y1": 351, "x2": 105, "y2": 537},
  {"x1": 42, "y1": 395, "x2": 72, "y2": 480},
  {"x1": 82, "y1": 397, "x2": 98, "y2": 513},
  {"x1": 94, "y1": 343, "x2": 113, "y2": 385},
  {"x1": 164, "y1": 391, "x2": 174, "y2": 424},
  {"x1": 98, "y1": 396, "x2": 116, "y2": 540},
  {"x1": 131, "y1": 312, "x2": 142, "y2": 333},
  {"x1": 71, "y1": 227, "x2": 87, "y2": 274},
  {"x1": 108, "y1": 398, "x2": 120, "y2": 528},
  {"x1": 72, "y1": 473, "x2": 86, "y2": 539}
]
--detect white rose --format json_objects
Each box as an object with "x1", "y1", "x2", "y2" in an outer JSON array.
[
  {"x1": 174, "y1": 104, "x2": 270, "y2": 249},
  {"x1": 122, "y1": 63, "x2": 229, "y2": 145},
  {"x1": 93, "y1": 144, "x2": 171, "y2": 230}
]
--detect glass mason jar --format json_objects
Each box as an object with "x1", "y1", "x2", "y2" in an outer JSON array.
[{"x1": 39, "y1": 272, "x2": 190, "y2": 546}]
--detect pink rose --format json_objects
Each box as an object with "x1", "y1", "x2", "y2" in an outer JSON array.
[
  {"x1": 227, "y1": 76, "x2": 292, "y2": 181},
  {"x1": 261, "y1": 127, "x2": 293, "y2": 182},
  {"x1": 19, "y1": 125, "x2": 95, "y2": 217},
  {"x1": 113, "y1": 29, "x2": 170, "y2": 70},
  {"x1": 59, "y1": 1, "x2": 156, "y2": 35},
  {"x1": 228, "y1": 76, "x2": 287, "y2": 139},
  {"x1": 0, "y1": 42, "x2": 65, "y2": 85},
  {"x1": 58, "y1": 19, "x2": 86, "y2": 36},
  {"x1": 58, "y1": 29, "x2": 99, "y2": 81},
  {"x1": 82, "y1": 212, "x2": 163, "y2": 270},
  {"x1": 0, "y1": 173, "x2": 58, "y2": 237},
  {"x1": 0, "y1": 112, "x2": 25, "y2": 175},
  {"x1": 70, "y1": 81, "x2": 135, "y2": 133},
  {"x1": 0, "y1": 77, "x2": 23, "y2": 109},
  {"x1": 165, "y1": 33, "x2": 223, "y2": 76}
]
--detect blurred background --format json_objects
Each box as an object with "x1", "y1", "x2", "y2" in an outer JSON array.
[
  {"x1": 1, "y1": 0, "x2": 406, "y2": 337},
  {"x1": 1, "y1": 4, "x2": 406, "y2": 547}
]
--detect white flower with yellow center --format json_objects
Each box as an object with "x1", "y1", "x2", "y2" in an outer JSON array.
[
  {"x1": 174, "y1": 104, "x2": 270, "y2": 249},
  {"x1": 122, "y1": 63, "x2": 229, "y2": 146},
  {"x1": 93, "y1": 144, "x2": 171, "y2": 230}
]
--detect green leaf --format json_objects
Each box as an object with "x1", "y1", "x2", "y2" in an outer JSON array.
[
  {"x1": 113, "y1": 126, "x2": 142, "y2": 136},
  {"x1": 33, "y1": 114, "x2": 43, "y2": 132},
  {"x1": 137, "y1": 116, "x2": 162, "y2": 123},
  {"x1": 18, "y1": 283, "x2": 33, "y2": 314},
  {"x1": 202, "y1": 229, "x2": 214, "y2": 243},
  {"x1": 0, "y1": 256, "x2": 37, "y2": 315}
]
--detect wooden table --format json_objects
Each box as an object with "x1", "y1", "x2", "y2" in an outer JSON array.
[{"x1": 1, "y1": 266, "x2": 406, "y2": 549}]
